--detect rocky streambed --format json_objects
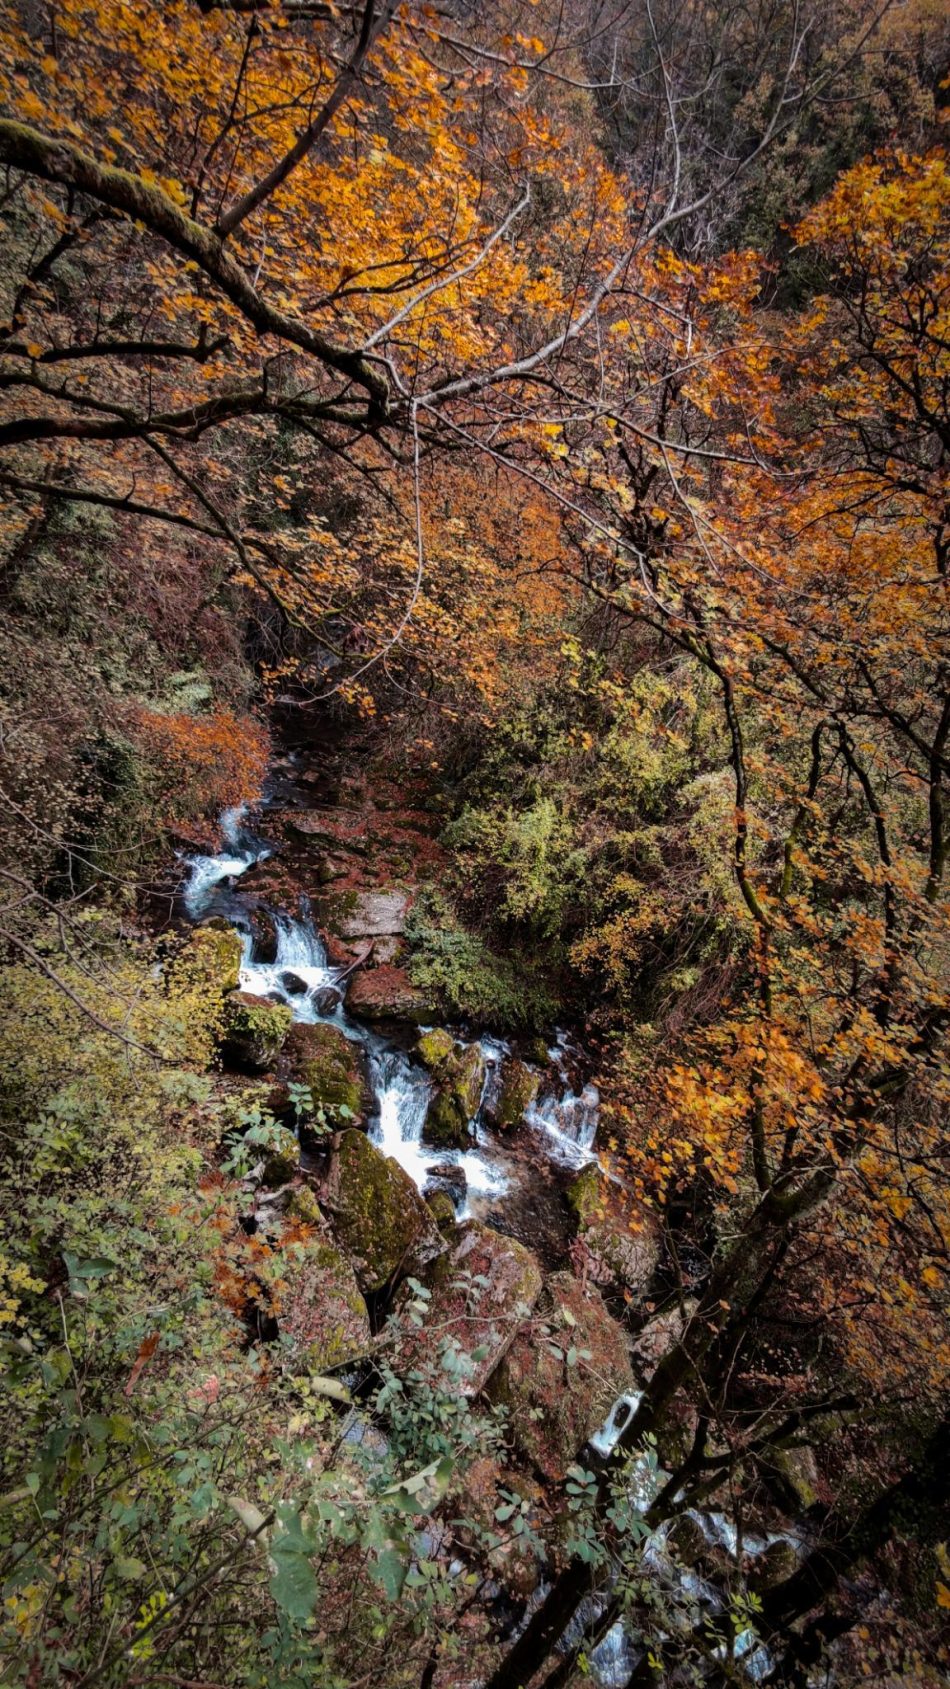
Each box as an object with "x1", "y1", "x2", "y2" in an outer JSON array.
[{"x1": 172, "y1": 738, "x2": 811, "y2": 1687}]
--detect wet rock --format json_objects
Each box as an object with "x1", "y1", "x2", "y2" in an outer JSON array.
[
  {"x1": 221, "y1": 990, "x2": 293, "y2": 1071},
  {"x1": 425, "y1": 1189, "x2": 458, "y2": 1237},
  {"x1": 284, "y1": 1022, "x2": 366, "y2": 1123},
  {"x1": 280, "y1": 970, "x2": 309, "y2": 996},
  {"x1": 566, "y1": 1165, "x2": 662, "y2": 1300},
  {"x1": 346, "y1": 965, "x2": 432, "y2": 1024},
  {"x1": 416, "y1": 1028, "x2": 456, "y2": 1070},
  {"x1": 488, "y1": 1272, "x2": 634, "y2": 1481},
  {"x1": 419, "y1": 1036, "x2": 485, "y2": 1150},
  {"x1": 485, "y1": 1058, "x2": 540, "y2": 1130},
  {"x1": 751, "y1": 1537, "x2": 801, "y2": 1591},
  {"x1": 273, "y1": 1225, "x2": 370, "y2": 1372},
  {"x1": 188, "y1": 920, "x2": 244, "y2": 994},
  {"x1": 391, "y1": 1220, "x2": 542, "y2": 1396},
  {"x1": 313, "y1": 984, "x2": 342, "y2": 1015},
  {"x1": 667, "y1": 1512, "x2": 711, "y2": 1568},
  {"x1": 423, "y1": 1161, "x2": 467, "y2": 1205},
  {"x1": 337, "y1": 890, "x2": 409, "y2": 939},
  {"x1": 324, "y1": 1129, "x2": 442, "y2": 1294},
  {"x1": 524, "y1": 1037, "x2": 552, "y2": 1067},
  {"x1": 246, "y1": 903, "x2": 278, "y2": 963}
]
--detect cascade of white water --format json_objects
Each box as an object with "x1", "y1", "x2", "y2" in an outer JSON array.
[
  {"x1": 239, "y1": 912, "x2": 337, "y2": 1019},
  {"x1": 181, "y1": 804, "x2": 270, "y2": 919}
]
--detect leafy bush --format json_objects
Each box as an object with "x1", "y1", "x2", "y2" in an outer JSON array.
[{"x1": 405, "y1": 888, "x2": 558, "y2": 1030}]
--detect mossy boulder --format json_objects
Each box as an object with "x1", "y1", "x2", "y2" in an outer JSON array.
[
  {"x1": 751, "y1": 1538, "x2": 801, "y2": 1592},
  {"x1": 416, "y1": 1028, "x2": 456, "y2": 1070},
  {"x1": 488, "y1": 1272, "x2": 634, "y2": 1481},
  {"x1": 566, "y1": 1165, "x2": 662, "y2": 1300},
  {"x1": 284, "y1": 1022, "x2": 366, "y2": 1123},
  {"x1": 486, "y1": 1058, "x2": 540, "y2": 1130},
  {"x1": 260, "y1": 1126, "x2": 301, "y2": 1188},
  {"x1": 273, "y1": 1227, "x2": 370, "y2": 1372},
  {"x1": 770, "y1": 1446, "x2": 821, "y2": 1511},
  {"x1": 425, "y1": 1189, "x2": 458, "y2": 1238},
  {"x1": 420, "y1": 1037, "x2": 485, "y2": 1150},
  {"x1": 221, "y1": 990, "x2": 293, "y2": 1071},
  {"x1": 346, "y1": 965, "x2": 432, "y2": 1024},
  {"x1": 189, "y1": 921, "x2": 244, "y2": 993},
  {"x1": 324, "y1": 1129, "x2": 442, "y2": 1294},
  {"x1": 391, "y1": 1220, "x2": 543, "y2": 1396},
  {"x1": 287, "y1": 1184, "x2": 323, "y2": 1228}
]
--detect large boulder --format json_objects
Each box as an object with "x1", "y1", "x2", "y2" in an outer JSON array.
[
  {"x1": 188, "y1": 921, "x2": 243, "y2": 993},
  {"x1": 323, "y1": 1129, "x2": 442, "y2": 1294},
  {"x1": 390, "y1": 1221, "x2": 543, "y2": 1396},
  {"x1": 488, "y1": 1272, "x2": 634, "y2": 1481},
  {"x1": 566, "y1": 1164, "x2": 662, "y2": 1300},
  {"x1": 337, "y1": 890, "x2": 409, "y2": 939},
  {"x1": 221, "y1": 990, "x2": 293, "y2": 1071},
  {"x1": 484, "y1": 1058, "x2": 540, "y2": 1130},
  {"x1": 346, "y1": 965, "x2": 432, "y2": 1024},
  {"x1": 420, "y1": 1035, "x2": 485, "y2": 1150},
  {"x1": 284, "y1": 1022, "x2": 366, "y2": 1124},
  {"x1": 272, "y1": 1225, "x2": 371, "y2": 1372}
]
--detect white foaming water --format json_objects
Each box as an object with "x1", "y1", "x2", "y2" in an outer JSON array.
[
  {"x1": 367, "y1": 1042, "x2": 509, "y2": 1218},
  {"x1": 239, "y1": 913, "x2": 337, "y2": 1020},
  {"x1": 182, "y1": 805, "x2": 270, "y2": 919},
  {"x1": 522, "y1": 1030, "x2": 600, "y2": 1167}
]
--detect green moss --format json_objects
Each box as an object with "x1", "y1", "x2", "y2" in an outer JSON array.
[
  {"x1": 406, "y1": 888, "x2": 558, "y2": 1031},
  {"x1": 565, "y1": 1163, "x2": 602, "y2": 1224},
  {"x1": 274, "y1": 1232, "x2": 370, "y2": 1371},
  {"x1": 287, "y1": 1184, "x2": 323, "y2": 1228},
  {"x1": 422, "y1": 1039, "x2": 485, "y2": 1148},
  {"x1": 328, "y1": 1129, "x2": 435, "y2": 1293},
  {"x1": 285, "y1": 1023, "x2": 363, "y2": 1119},
  {"x1": 425, "y1": 1190, "x2": 458, "y2": 1237},
  {"x1": 494, "y1": 1060, "x2": 539, "y2": 1128},
  {"x1": 221, "y1": 991, "x2": 292, "y2": 1070},
  {"x1": 260, "y1": 1128, "x2": 301, "y2": 1188},
  {"x1": 417, "y1": 1028, "x2": 456, "y2": 1070}
]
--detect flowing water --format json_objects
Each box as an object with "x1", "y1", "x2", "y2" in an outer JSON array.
[
  {"x1": 182, "y1": 804, "x2": 597, "y2": 1220},
  {"x1": 183, "y1": 804, "x2": 795, "y2": 1683}
]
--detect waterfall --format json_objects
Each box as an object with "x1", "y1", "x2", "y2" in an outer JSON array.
[
  {"x1": 181, "y1": 809, "x2": 511, "y2": 1218},
  {"x1": 181, "y1": 804, "x2": 270, "y2": 919}
]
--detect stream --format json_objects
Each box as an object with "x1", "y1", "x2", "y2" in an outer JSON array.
[
  {"x1": 181, "y1": 799, "x2": 799, "y2": 1686},
  {"x1": 182, "y1": 802, "x2": 598, "y2": 1224}
]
